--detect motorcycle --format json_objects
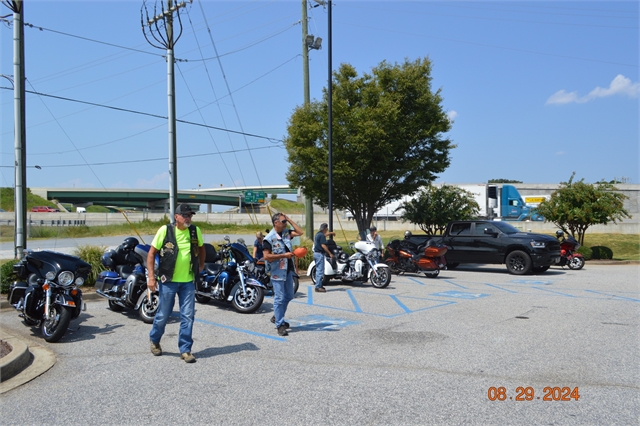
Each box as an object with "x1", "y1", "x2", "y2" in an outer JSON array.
[
  {"x1": 8, "y1": 250, "x2": 91, "y2": 342},
  {"x1": 306, "y1": 239, "x2": 392, "y2": 288},
  {"x1": 554, "y1": 230, "x2": 585, "y2": 270},
  {"x1": 385, "y1": 238, "x2": 448, "y2": 278},
  {"x1": 95, "y1": 237, "x2": 159, "y2": 323},
  {"x1": 253, "y1": 260, "x2": 300, "y2": 295},
  {"x1": 195, "y1": 236, "x2": 266, "y2": 313}
]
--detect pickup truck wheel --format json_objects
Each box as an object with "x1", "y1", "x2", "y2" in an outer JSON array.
[{"x1": 506, "y1": 250, "x2": 532, "y2": 275}]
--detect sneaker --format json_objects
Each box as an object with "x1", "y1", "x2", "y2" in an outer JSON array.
[
  {"x1": 270, "y1": 316, "x2": 290, "y2": 328},
  {"x1": 150, "y1": 341, "x2": 162, "y2": 356},
  {"x1": 277, "y1": 324, "x2": 288, "y2": 336},
  {"x1": 314, "y1": 287, "x2": 327, "y2": 293},
  {"x1": 180, "y1": 352, "x2": 196, "y2": 363}
]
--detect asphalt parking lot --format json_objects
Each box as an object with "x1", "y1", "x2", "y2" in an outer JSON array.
[{"x1": 1, "y1": 263, "x2": 638, "y2": 425}]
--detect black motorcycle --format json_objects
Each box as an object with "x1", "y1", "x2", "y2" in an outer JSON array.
[
  {"x1": 195, "y1": 237, "x2": 266, "y2": 313},
  {"x1": 95, "y1": 237, "x2": 159, "y2": 323},
  {"x1": 8, "y1": 250, "x2": 91, "y2": 342}
]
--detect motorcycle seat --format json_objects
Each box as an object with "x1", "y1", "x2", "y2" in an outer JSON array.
[
  {"x1": 204, "y1": 262, "x2": 222, "y2": 275},
  {"x1": 116, "y1": 264, "x2": 135, "y2": 279}
]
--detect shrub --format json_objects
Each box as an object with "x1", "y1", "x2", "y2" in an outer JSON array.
[
  {"x1": 0, "y1": 259, "x2": 19, "y2": 294},
  {"x1": 590, "y1": 246, "x2": 613, "y2": 260},
  {"x1": 73, "y1": 245, "x2": 108, "y2": 286},
  {"x1": 576, "y1": 246, "x2": 592, "y2": 261}
]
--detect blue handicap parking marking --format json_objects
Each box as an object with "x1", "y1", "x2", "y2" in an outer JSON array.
[
  {"x1": 292, "y1": 314, "x2": 360, "y2": 331},
  {"x1": 431, "y1": 290, "x2": 490, "y2": 300},
  {"x1": 298, "y1": 287, "x2": 456, "y2": 318}
]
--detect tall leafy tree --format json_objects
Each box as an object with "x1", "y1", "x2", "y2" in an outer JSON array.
[
  {"x1": 285, "y1": 58, "x2": 454, "y2": 235},
  {"x1": 399, "y1": 185, "x2": 480, "y2": 234},
  {"x1": 536, "y1": 173, "x2": 630, "y2": 244}
]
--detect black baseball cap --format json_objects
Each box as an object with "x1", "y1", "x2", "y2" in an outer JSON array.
[{"x1": 176, "y1": 204, "x2": 196, "y2": 215}]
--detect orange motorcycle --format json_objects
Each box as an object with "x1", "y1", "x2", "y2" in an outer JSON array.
[{"x1": 385, "y1": 238, "x2": 448, "y2": 278}]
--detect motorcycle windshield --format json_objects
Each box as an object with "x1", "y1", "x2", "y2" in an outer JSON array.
[
  {"x1": 229, "y1": 243, "x2": 254, "y2": 263},
  {"x1": 27, "y1": 251, "x2": 92, "y2": 279}
]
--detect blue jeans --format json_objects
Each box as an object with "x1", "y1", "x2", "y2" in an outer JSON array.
[
  {"x1": 272, "y1": 270, "x2": 294, "y2": 328},
  {"x1": 313, "y1": 252, "x2": 325, "y2": 289},
  {"x1": 149, "y1": 281, "x2": 195, "y2": 354}
]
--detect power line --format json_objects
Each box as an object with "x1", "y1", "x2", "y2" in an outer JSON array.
[
  {"x1": 0, "y1": 86, "x2": 284, "y2": 142},
  {"x1": 0, "y1": 145, "x2": 282, "y2": 168}
]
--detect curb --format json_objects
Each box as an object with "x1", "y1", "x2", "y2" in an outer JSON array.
[
  {"x1": 0, "y1": 335, "x2": 30, "y2": 382},
  {"x1": 0, "y1": 331, "x2": 56, "y2": 394}
]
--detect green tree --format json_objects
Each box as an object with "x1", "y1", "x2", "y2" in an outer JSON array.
[
  {"x1": 285, "y1": 58, "x2": 454, "y2": 235},
  {"x1": 399, "y1": 184, "x2": 480, "y2": 234},
  {"x1": 536, "y1": 173, "x2": 630, "y2": 244}
]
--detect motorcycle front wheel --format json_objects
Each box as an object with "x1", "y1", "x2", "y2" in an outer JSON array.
[
  {"x1": 139, "y1": 292, "x2": 159, "y2": 324},
  {"x1": 370, "y1": 267, "x2": 391, "y2": 288},
  {"x1": 41, "y1": 304, "x2": 73, "y2": 343},
  {"x1": 568, "y1": 256, "x2": 585, "y2": 270},
  {"x1": 231, "y1": 284, "x2": 264, "y2": 314}
]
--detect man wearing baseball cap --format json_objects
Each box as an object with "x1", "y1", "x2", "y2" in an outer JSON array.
[{"x1": 147, "y1": 203, "x2": 205, "y2": 363}]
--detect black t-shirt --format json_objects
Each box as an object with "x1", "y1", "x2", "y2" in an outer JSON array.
[{"x1": 262, "y1": 230, "x2": 294, "y2": 271}]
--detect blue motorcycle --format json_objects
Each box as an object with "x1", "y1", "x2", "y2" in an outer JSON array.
[
  {"x1": 95, "y1": 237, "x2": 159, "y2": 323},
  {"x1": 195, "y1": 236, "x2": 266, "y2": 314}
]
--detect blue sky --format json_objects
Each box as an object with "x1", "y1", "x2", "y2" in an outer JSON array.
[{"x1": 1, "y1": 0, "x2": 638, "y2": 201}]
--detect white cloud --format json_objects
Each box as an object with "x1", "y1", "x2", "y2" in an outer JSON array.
[
  {"x1": 546, "y1": 90, "x2": 580, "y2": 105},
  {"x1": 447, "y1": 110, "x2": 458, "y2": 121},
  {"x1": 545, "y1": 74, "x2": 640, "y2": 105},
  {"x1": 586, "y1": 74, "x2": 640, "y2": 99}
]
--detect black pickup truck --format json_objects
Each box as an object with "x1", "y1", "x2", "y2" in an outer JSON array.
[{"x1": 407, "y1": 221, "x2": 561, "y2": 275}]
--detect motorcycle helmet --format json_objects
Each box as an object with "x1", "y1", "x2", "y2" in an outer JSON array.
[
  {"x1": 101, "y1": 249, "x2": 116, "y2": 268},
  {"x1": 123, "y1": 237, "x2": 139, "y2": 250},
  {"x1": 555, "y1": 230, "x2": 564, "y2": 239},
  {"x1": 404, "y1": 231, "x2": 412, "y2": 240}
]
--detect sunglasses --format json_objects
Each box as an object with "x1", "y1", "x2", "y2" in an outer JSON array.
[
  {"x1": 180, "y1": 213, "x2": 194, "y2": 218},
  {"x1": 279, "y1": 219, "x2": 287, "y2": 224}
]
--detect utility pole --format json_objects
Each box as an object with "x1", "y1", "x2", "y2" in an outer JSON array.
[
  {"x1": 2, "y1": 0, "x2": 27, "y2": 259},
  {"x1": 303, "y1": 1, "x2": 323, "y2": 238},
  {"x1": 327, "y1": 0, "x2": 333, "y2": 233},
  {"x1": 141, "y1": 0, "x2": 190, "y2": 220}
]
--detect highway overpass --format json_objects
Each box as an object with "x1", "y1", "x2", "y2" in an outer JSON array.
[{"x1": 31, "y1": 185, "x2": 299, "y2": 212}]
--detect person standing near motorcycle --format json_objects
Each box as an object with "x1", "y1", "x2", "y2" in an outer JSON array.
[
  {"x1": 314, "y1": 223, "x2": 335, "y2": 292},
  {"x1": 366, "y1": 226, "x2": 384, "y2": 262},
  {"x1": 262, "y1": 212, "x2": 303, "y2": 336},
  {"x1": 147, "y1": 204, "x2": 205, "y2": 363},
  {"x1": 253, "y1": 231, "x2": 265, "y2": 260}
]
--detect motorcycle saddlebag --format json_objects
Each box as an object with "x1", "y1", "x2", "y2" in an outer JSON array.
[
  {"x1": 424, "y1": 246, "x2": 447, "y2": 257},
  {"x1": 8, "y1": 281, "x2": 28, "y2": 304},
  {"x1": 95, "y1": 271, "x2": 120, "y2": 292},
  {"x1": 415, "y1": 257, "x2": 438, "y2": 271},
  {"x1": 23, "y1": 285, "x2": 44, "y2": 318}
]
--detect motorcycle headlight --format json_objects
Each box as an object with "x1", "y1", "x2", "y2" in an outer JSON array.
[
  {"x1": 75, "y1": 277, "x2": 85, "y2": 286},
  {"x1": 45, "y1": 271, "x2": 56, "y2": 280},
  {"x1": 244, "y1": 260, "x2": 255, "y2": 273},
  {"x1": 530, "y1": 241, "x2": 546, "y2": 248},
  {"x1": 58, "y1": 271, "x2": 74, "y2": 286}
]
